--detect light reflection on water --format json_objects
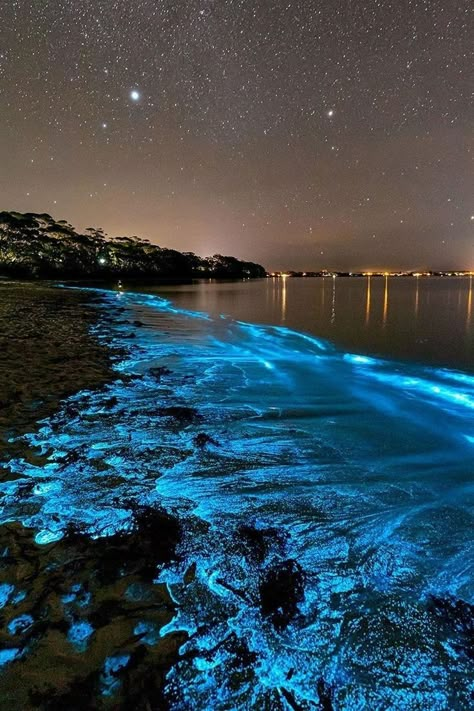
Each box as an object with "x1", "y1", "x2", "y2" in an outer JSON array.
[
  {"x1": 2, "y1": 287, "x2": 474, "y2": 709},
  {"x1": 141, "y1": 276, "x2": 474, "y2": 371}
]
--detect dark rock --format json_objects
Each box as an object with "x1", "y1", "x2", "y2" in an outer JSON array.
[
  {"x1": 105, "y1": 395, "x2": 118, "y2": 408},
  {"x1": 194, "y1": 432, "x2": 219, "y2": 449},
  {"x1": 259, "y1": 559, "x2": 305, "y2": 631},
  {"x1": 317, "y1": 677, "x2": 334, "y2": 711},
  {"x1": 62, "y1": 504, "x2": 182, "y2": 584}
]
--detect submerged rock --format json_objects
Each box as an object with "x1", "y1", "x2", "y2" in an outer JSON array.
[{"x1": 259, "y1": 559, "x2": 305, "y2": 631}]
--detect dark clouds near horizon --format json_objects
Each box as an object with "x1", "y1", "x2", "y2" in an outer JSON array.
[{"x1": 1, "y1": 0, "x2": 472, "y2": 270}]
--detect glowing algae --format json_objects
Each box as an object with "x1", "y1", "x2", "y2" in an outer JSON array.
[{"x1": 0, "y1": 286, "x2": 473, "y2": 709}]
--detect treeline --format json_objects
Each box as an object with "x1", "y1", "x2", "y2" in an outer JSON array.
[{"x1": 0, "y1": 212, "x2": 266, "y2": 280}]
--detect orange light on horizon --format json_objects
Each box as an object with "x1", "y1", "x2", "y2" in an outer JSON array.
[
  {"x1": 365, "y1": 274, "x2": 371, "y2": 325},
  {"x1": 383, "y1": 274, "x2": 389, "y2": 326}
]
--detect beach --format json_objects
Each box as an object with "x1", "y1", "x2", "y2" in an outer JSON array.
[
  {"x1": 0, "y1": 281, "x2": 473, "y2": 709},
  {"x1": 0, "y1": 283, "x2": 185, "y2": 709}
]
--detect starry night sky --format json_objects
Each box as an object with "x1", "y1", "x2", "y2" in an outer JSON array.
[{"x1": 1, "y1": 1, "x2": 472, "y2": 270}]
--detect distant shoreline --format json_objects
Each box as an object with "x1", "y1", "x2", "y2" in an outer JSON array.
[{"x1": 269, "y1": 271, "x2": 473, "y2": 278}]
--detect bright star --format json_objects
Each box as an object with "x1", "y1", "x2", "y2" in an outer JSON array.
[
  {"x1": 327, "y1": 109, "x2": 334, "y2": 117},
  {"x1": 130, "y1": 90, "x2": 140, "y2": 101}
]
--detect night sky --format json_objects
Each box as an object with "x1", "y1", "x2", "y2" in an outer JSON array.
[{"x1": 1, "y1": 1, "x2": 472, "y2": 270}]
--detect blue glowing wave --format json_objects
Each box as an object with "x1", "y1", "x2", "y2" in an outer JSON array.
[{"x1": 2, "y1": 287, "x2": 474, "y2": 709}]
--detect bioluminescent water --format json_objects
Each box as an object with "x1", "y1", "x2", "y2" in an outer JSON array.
[{"x1": 2, "y1": 287, "x2": 474, "y2": 709}]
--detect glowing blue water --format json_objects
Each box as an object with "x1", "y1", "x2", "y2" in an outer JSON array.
[{"x1": 2, "y1": 288, "x2": 474, "y2": 708}]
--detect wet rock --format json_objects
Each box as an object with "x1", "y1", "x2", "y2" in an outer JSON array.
[
  {"x1": 237, "y1": 524, "x2": 286, "y2": 564},
  {"x1": 62, "y1": 504, "x2": 182, "y2": 584},
  {"x1": 317, "y1": 677, "x2": 334, "y2": 711},
  {"x1": 259, "y1": 559, "x2": 305, "y2": 631},
  {"x1": 193, "y1": 432, "x2": 219, "y2": 449},
  {"x1": 102, "y1": 395, "x2": 118, "y2": 409},
  {"x1": 130, "y1": 505, "x2": 182, "y2": 567},
  {"x1": 427, "y1": 595, "x2": 474, "y2": 658}
]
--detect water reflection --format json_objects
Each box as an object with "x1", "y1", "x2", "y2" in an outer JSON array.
[
  {"x1": 281, "y1": 274, "x2": 287, "y2": 321},
  {"x1": 382, "y1": 275, "x2": 389, "y2": 327},
  {"x1": 138, "y1": 276, "x2": 474, "y2": 371},
  {"x1": 467, "y1": 276, "x2": 472, "y2": 333},
  {"x1": 365, "y1": 276, "x2": 371, "y2": 326},
  {"x1": 331, "y1": 275, "x2": 336, "y2": 324}
]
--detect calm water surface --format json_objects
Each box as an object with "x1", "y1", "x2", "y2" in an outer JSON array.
[{"x1": 144, "y1": 276, "x2": 474, "y2": 371}]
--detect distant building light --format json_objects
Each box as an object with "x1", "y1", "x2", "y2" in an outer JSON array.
[{"x1": 98, "y1": 257, "x2": 107, "y2": 265}]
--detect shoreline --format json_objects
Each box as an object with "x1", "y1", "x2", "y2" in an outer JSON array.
[
  {"x1": 0, "y1": 281, "x2": 186, "y2": 709},
  {"x1": 0, "y1": 282, "x2": 116, "y2": 460},
  {"x1": 1, "y1": 280, "x2": 473, "y2": 709}
]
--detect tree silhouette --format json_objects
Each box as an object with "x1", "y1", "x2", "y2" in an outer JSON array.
[{"x1": 0, "y1": 211, "x2": 267, "y2": 280}]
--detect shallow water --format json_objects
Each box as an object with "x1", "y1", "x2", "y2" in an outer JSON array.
[
  {"x1": 140, "y1": 276, "x2": 474, "y2": 371},
  {"x1": 2, "y1": 286, "x2": 474, "y2": 709}
]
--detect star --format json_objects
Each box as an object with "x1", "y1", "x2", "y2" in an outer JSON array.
[
  {"x1": 327, "y1": 109, "x2": 334, "y2": 118},
  {"x1": 130, "y1": 90, "x2": 140, "y2": 102}
]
